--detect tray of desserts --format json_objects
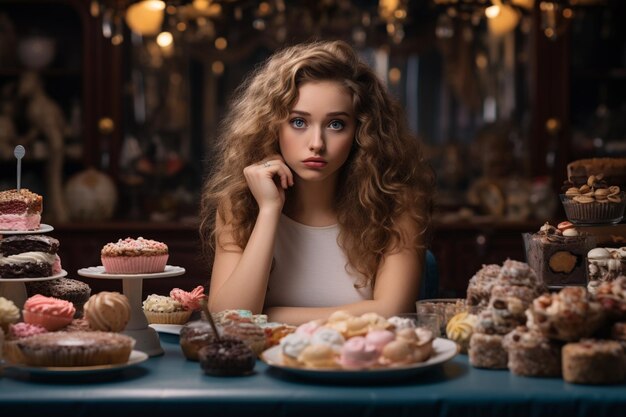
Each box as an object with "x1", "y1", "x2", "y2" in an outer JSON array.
[
  {"x1": 77, "y1": 265, "x2": 185, "y2": 280},
  {"x1": 0, "y1": 224, "x2": 53, "y2": 235},
  {"x1": 261, "y1": 337, "x2": 457, "y2": 381}
]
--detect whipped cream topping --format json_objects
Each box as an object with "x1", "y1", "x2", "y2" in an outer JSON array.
[{"x1": 0, "y1": 252, "x2": 56, "y2": 265}]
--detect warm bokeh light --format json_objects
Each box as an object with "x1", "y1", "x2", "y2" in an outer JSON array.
[
  {"x1": 125, "y1": 0, "x2": 165, "y2": 36},
  {"x1": 156, "y1": 31, "x2": 173, "y2": 47}
]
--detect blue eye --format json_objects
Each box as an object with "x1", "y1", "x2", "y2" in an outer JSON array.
[
  {"x1": 290, "y1": 118, "x2": 306, "y2": 129},
  {"x1": 328, "y1": 120, "x2": 345, "y2": 130}
]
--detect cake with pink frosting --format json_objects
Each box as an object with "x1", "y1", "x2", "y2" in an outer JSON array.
[
  {"x1": 0, "y1": 189, "x2": 42, "y2": 231},
  {"x1": 101, "y1": 237, "x2": 168, "y2": 274},
  {"x1": 22, "y1": 294, "x2": 76, "y2": 331}
]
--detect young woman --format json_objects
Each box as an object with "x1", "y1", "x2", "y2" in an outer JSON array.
[{"x1": 200, "y1": 40, "x2": 434, "y2": 324}]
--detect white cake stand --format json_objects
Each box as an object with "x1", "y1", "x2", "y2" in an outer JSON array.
[
  {"x1": 0, "y1": 224, "x2": 63, "y2": 310},
  {"x1": 0, "y1": 270, "x2": 68, "y2": 310},
  {"x1": 77, "y1": 265, "x2": 186, "y2": 357}
]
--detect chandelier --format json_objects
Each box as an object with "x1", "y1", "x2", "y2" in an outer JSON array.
[{"x1": 89, "y1": 0, "x2": 415, "y2": 47}]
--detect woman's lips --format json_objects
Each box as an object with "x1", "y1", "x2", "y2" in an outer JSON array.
[{"x1": 303, "y1": 160, "x2": 327, "y2": 168}]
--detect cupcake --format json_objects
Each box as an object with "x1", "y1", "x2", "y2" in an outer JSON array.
[
  {"x1": 170, "y1": 285, "x2": 206, "y2": 311},
  {"x1": 179, "y1": 320, "x2": 220, "y2": 361},
  {"x1": 26, "y1": 278, "x2": 91, "y2": 318},
  {"x1": 4, "y1": 322, "x2": 48, "y2": 364},
  {"x1": 198, "y1": 336, "x2": 256, "y2": 376},
  {"x1": 84, "y1": 291, "x2": 131, "y2": 332},
  {"x1": 142, "y1": 294, "x2": 191, "y2": 324},
  {"x1": 221, "y1": 320, "x2": 267, "y2": 356},
  {"x1": 0, "y1": 296, "x2": 20, "y2": 333},
  {"x1": 22, "y1": 294, "x2": 75, "y2": 331},
  {"x1": 17, "y1": 331, "x2": 135, "y2": 367},
  {"x1": 101, "y1": 237, "x2": 169, "y2": 274},
  {"x1": 560, "y1": 175, "x2": 625, "y2": 225}
]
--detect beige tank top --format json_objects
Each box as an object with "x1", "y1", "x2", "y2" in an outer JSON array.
[{"x1": 264, "y1": 214, "x2": 373, "y2": 308}]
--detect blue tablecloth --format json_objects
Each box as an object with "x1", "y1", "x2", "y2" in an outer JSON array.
[{"x1": 1, "y1": 333, "x2": 625, "y2": 417}]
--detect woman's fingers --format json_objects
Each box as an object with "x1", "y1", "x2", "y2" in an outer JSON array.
[{"x1": 259, "y1": 158, "x2": 293, "y2": 189}]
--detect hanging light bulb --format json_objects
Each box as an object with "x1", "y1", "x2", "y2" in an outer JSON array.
[{"x1": 125, "y1": 0, "x2": 166, "y2": 36}]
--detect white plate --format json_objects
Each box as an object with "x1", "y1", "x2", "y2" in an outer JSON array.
[
  {"x1": 2, "y1": 350, "x2": 149, "y2": 376},
  {"x1": 77, "y1": 265, "x2": 186, "y2": 280},
  {"x1": 0, "y1": 224, "x2": 54, "y2": 235},
  {"x1": 0, "y1": 269, "x2": 67, "y2": 282},
  {"x1": 149, "y1": 323, "x2": 183, "y2": 335},
  {"x1": 261, "y1": 338, "x2": 458, "y2": 382}
]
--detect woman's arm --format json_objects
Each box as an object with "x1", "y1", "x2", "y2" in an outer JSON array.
[
  {"x1": 265, "y1": 215, "x2": 424, "y2": 325},
  {"x1": 208, "y1": 157, "x2": 293, "y2": 313}
]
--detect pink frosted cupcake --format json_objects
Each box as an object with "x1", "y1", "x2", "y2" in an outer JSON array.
[
  {"x1": 170, "y1": 286, "x2": 206, "y2": 311},
  {"x1": 101, "y1": 237, "x2": 168, "y2": 274},
  {"x1": 23, "y1": 294, "x2": 75, "y2": 331}
]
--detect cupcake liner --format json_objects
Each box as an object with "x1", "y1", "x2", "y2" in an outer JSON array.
[
  {"x1": 561, "y1": 194, "x2": 626, "y2": 225},
  {"x1": 144, "y1": 310, "x2": 192, "y2": 325},
  {"x1": 101, "y1": 254, "x2": 168, "y2": 274},
  {"x1": 23, "y1": 310, "x2": 73, "y2": 331}
]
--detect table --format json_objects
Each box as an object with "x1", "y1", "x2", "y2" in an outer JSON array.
[{"x1": 1, "y1": 333, "x2": 625, "y2": 417}]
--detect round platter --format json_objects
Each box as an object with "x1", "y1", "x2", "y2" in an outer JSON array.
[
  {"x1": 0, "y1": 269, "x2": 67, "y2": 282},
  {"x1": 77, "y1": 265, "x2": 185, "y2": 280},
  {"x1": 0, "y1": 224, "x2": 54, "y2": 235},
  {"x1": 261, "y1": 337, "x2": 458, "y2": 382},
  {"x1": 2, "y1": 350, "x2": 148, "y2": 376}
]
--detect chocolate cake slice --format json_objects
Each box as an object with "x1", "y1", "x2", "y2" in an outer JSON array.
[{"x1": 0, "y1": 235, "x2": 60, "y2": 278}]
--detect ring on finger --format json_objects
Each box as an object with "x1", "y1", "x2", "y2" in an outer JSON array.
[{"x1": 263, "y1": 161, "x2": 271, "y2": 168}]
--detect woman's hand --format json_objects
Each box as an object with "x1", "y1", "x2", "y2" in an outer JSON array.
[{"x1": 243, "y1": 155, "x2": 294, "y2": 211}]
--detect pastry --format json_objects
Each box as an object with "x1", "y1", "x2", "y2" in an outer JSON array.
[
  {"x1": 84, "y1": 291, "x2": 131, "y2": 332},
  {"x1": 338, "y1": 336, "x2": 378, "y2": 369},
  {"x1": 0, "y1": 235, "x2": 61, "y2": 278},
  {"x1": 26, "y1": 278, "x2": 91, "y2": 317},
  {"x1": 611, "y1": 322, "x2": 626, "y2": 353},
  {"x1": 298, "y1": 344, "x2": 339, "y2": 369},
  {"x1": 0, "y1": 296, "x2": 20, "y2": 333},
  {"x1": 594, "y1": 276, "x2": 626, "y2": 320},
  {"x1": 466, "y1": 264, "x2": 501, "y2": 309},
  {"x1": 179, "y1": 320, "x2": 220, "y2": 361},
  {"x1": 142, "y1": 294, "x2": 191, "y2": 324},
  {"x1": 496, "y1": 259, "x2": 541, "y2": 288},
  {"x1": 309, "y1": 327, "x2": 345, "y2": 353},
  {"x1": 446, "y1": 311, "x2": 478, "y2": 353},
  {"x1": 562, "y1": 339, "x2": 625, "y2": 385},
  {"x1": 170, "y1": 285, "x2": 206, "y2": 311},
  {"x1": 3, "y1": 322, "x2": 47, "y2": 364},
  {"x1": 101, "y1": 237, "x2": 169, "y2": 274},
  {"x1": 502, "y1": 326, "x2": 562, "y2": 377},
  {"x1": 198, "y1": 336, "x2": 256, "y2": 376},
  {"x1": 527, "y1": 287, "x2": 605, "y2": 342},
  {"x1": 523, "y1": 222, "x2": 595, "y2": 287},
  {"x1": 364, "y1": 329, "x2": 395, "y2": 354},
  {"x1": 469, "y1": 333, "x2": 508, "y2": 369},
  {"x1": 294, "y1": 320, "x2": 323, "y2": 337},
  {"x1": 16, "y1": 331, "x2": 135, "y2": 367},
  {"x1": 279, "y1": 332, "x2": 310, "y2": 366},
  {"x1": 380, "y1": 339, "x2": 416, "y2": 366},
  {"x1": 221, "y1": 321, "x2": 267, "y2": 356},
  {"x1": 22, "y1": 294, "x2": 75, "y2": 331},
  {"x1": 560, "y1": 175, "x2": 625, "y2": 224},
  {"x1": 0, "y1": 188, "x2": 42, "y2": 231}
]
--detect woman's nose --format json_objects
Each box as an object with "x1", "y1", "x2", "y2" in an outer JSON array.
[{"x1": 308, "y1": 126, "x2": 325, "y2": 152}]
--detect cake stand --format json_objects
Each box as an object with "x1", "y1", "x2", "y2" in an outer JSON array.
[
  {"x1": 77, "y1": 265, "x2": 186, "y2": 357},
  {"x1": 0, "y1": 224, "x2": 64, "y2": 310},
  {"x1": 0, "y1": 270, "x2": 68, "y2": 310}
]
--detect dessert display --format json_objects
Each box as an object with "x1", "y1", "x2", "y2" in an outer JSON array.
[
  {"x1": 416, "y1": 298, "x2": 467, "y2": 336},
  {"x1": 560, "y1": 175, "x2": 625, "y2": 225},
  {"x1": 83, "y1": 291, "x2": 131, "y2": 332},
  {"x1": 22, "y1": 294, "x2": 76, "y2": 331},
  {"x1": 0, "y1": 188, "x2": 43, "y2": 231},
  {"x1": 526, "y1": 286, "x2": 605, "y2": 342},
  {"x1": 0, "y1": 235, "x2": 61, "y2": 278},
  {"x1": 26, "y1": 278, "x2": 91, "y2": 317},
  {"x1": 587, "y1": 247, "x2": 626, "y2": 294},
  {"x1": 276, "y1": 311, "x2": 435, "y2": 370},
  {"x1": 502, "y1": 326, "x2": 562, "y2": 377},
  {"x1": 142, "y1": 294, "x2": 191, "y2": 324},
  {"x1": 567, "y1": 158, "x2": 626, "y2": 190},
  {"x1": 523, "y1": 222, "x2": 596, "y2": 287},
  {"x1": 101, "y1": 237, "x2": 169, "y2": 274},
  {"x1": 15, "y1": 331, "x2": 135, "y2": 367},
  {"x1": 198, "y1": 336, "x2": 257, "y2": 376},
  {"x1": 469, "y1": 259, "x2": 544, "y2": 369},
  {"x1": 562, "y1": 339, "x2": 625, "y2": 385},
  {"x1": 221, "y1": 320, "x2": 271, "y2": 356}
]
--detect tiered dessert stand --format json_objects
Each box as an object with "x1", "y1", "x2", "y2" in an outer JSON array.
[
  {"x1": 78, "y1": 265, "x2": 185, "y2": 357},
  {"x1": 0, "y1": 224, "x2": 68, "y2": 310}
]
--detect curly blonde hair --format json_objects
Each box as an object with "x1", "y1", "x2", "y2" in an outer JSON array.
[{"x1": 200, "y1": 40, "x2": 434, "y2": 288}]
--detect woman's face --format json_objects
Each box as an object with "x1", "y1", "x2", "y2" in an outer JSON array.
[{"x1": 278, "y1": 80, "x2": 356, "y2": 184}]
